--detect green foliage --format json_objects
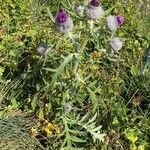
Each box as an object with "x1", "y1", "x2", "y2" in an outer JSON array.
[{"x1": 60, "y1": 113, "x2": 105, "y2": 150}]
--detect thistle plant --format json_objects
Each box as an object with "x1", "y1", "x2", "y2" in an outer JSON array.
[
  {"x1": 3, "y1": 1, "x2": 150, "y2": 150},
  {"x1": 58, "y1": 113, "x2": 106, "y2": 150}
]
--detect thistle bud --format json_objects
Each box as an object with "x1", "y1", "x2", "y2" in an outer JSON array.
[
  {"x1": 55, "y1": 9, "x2": 74, "y2": 33},
  {"x1": 36, "y1": 43, "x2": 48, "y2": 55},
  {"x1": 146, "y1": 48, "x2": 150, "y2": 63},
  {"x1": 116, "y1": 15, "x2": 125, "y2": 25},
  {"x1": 106, "y1": 15, "x2": 125, "y2": 31},
  {"x1": 84, "y1": 0, "x2": 104, "y2": 19},
  {"x1": 63, "y1": 102, "x2": 72, "y2": 113},
  {"x1": 75, "y1": 5, "x2": 84, "y2": 14},
  {"x1": 110, "y1": 37, "x2": 123, "y2": 51}
]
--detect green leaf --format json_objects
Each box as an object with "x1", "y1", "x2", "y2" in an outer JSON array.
[
  {"x1": 0, "y1": 45, "x2": 5, "y2": 51},
  {"x1": 131, "y1": 65, "x2": 139, "y2": 76},
  {"x1": 39, "y1": 108, "x2": 44, "y2": 119},
  {"x1": 28, "y1": 30, "x2": 37, "y2": 36},
  {"x1": 69, "y1": 129, "x2": 85, "y2": 135},
  {"x1": 0, "y1": 66, "x2": 4, "y2": 76},
  {"x1": 11, "y1": 98, "x2": 19, "y2": 109},
  {"x1": 47, "y1": 8, "x2": 55, "y2": 23},
  {"x1": 31, "y1": 94, "x2": 38, "y2": 110},
  {"x1": 71, "y1": 136, "x2": 86, "y2": 143},
  {"x1": 51, "y1": 53, "x2": 74, "y2": 87},
  {"x1": 9, "y1": 51, "x2": 17, "y2": 57},
  {"x1": 124, "y1": 128, "x2": 138, "y2": 143},
  {"x1": 86, "y1": 113, "x2": 97, "y2": 125}
]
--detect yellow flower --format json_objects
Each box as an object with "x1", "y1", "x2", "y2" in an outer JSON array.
[
  {"x1": 90, "y1": 64, "x2": 98, "y2": 70},
  {"x1": 44, "y1": 122, "x2": 61, "y2": 137},
  {"x1": 63, "y1": 70, "x2": 71, "y2": 79},
  {"x1": 31, "y1": 128, "x2": 38, "y2": 137},
  {"x1": 47, "y1": 123, "x2": 53, "y2": 128},
  {"x1": 91, "y1": 51, "x2": 102, "y2": 59},
  {"x1": 55, "y1": 124, "x2": 61, "y2": 134},
  {"x1": 44, "y1": 123, "x2": 53, "y2": 137}
]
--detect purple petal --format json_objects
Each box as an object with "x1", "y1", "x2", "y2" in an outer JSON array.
[
  {"x1": 90, "y1": 0, "x2": 100, "y2": 7},
  {"x1": 56, "y1": 9, "x2": 68, "y2": 23},
  {"x1": 116, "y1": 16, "x2": 125, "y2": 25}
]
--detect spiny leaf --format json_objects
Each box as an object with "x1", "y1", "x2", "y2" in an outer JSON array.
[
  {"x1": 51, "y1": 53, "x2": 74, "y2": 87},
  {"x1": 86, "y1": 113, "x2": 97, "y2": 126},
  {"x1": 71, "y1": 136, "x2": 86, "y2": 143},
  {"x1": 47, "y1": 8, "x2": 55, "y2": 23},
  {"x1": 31, "y1": 93, "x2": 38, "y2": 110}
]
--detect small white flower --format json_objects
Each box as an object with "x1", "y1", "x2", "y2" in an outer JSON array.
[
  {"x1": 84, "y1": 0, "x2": 104, "y2": 19},
  {"x1": 110, "y1": 37, "x2": 123, "y2": 51}
]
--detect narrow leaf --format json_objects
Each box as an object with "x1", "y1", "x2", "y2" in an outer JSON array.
[{"x1": 71, "y1": 136, "x2": 86, "y2": 143}]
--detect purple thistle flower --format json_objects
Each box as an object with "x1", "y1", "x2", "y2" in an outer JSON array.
[
  {"x1": 84, "y1": 0, "x2": 104, "y2": 19},
  {"x1": 55, "y1": 9, "x2": 74, "y2": 33},
  {"x1": 56, "y1": 9, "x2": 67, "y2": 23},
  {"x1": 116, "y1": 15, "x2": 125, "y2": 25},
  {"x1": 106, "y1": 15, "x2": 125, "y2": 31},
  {"x1": 90, "y1": 0, "x2": 99, "y2": 7}
]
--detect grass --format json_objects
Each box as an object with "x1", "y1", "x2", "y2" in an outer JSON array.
[
  {"x1": 0, "y1": 112, "x2": 44, "y2": 150},
  {"x1": 0, "y1": 0, "x2": 150, "y2": 149}
]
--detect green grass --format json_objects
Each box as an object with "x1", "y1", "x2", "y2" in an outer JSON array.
[
  {"x1": 0, "y1": 0, "x2": 150, "y2": 149},
  {"x1": 0, "y1": 113, "x2": 44, "y2": 150}
]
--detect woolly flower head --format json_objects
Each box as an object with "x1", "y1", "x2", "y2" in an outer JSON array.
[
  {"x1": 75, "y1": 4, "x2": 84, "y2": 14},
  {"x1": 84, "y1": 0, "x2": 104, "y2": 19},
  {"x1": 63, "y1": 102, "x2": 72, "y2": 113},
  {"x1": 110, "y1": 37, "x2": 123, "y2": 51},
  {"x1": 106, "y1": 15, "x2": 125, "y2": 31},
  {"x1": 55, "y1": 9, "x2": 74, "y2": 33},
  {"x1": 36, "y1": 43, "x2": 48, "y2": 55}
]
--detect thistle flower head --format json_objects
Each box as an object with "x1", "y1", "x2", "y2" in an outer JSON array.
[
  {"x1": 84, "y1": 0, "x2": 104, "y2": 19},
  {"x1": 110, "y1": 37, "x2": 123, "y2": 51},
  {"x1": 55, "y1": 9, "x2": 74, "y2": 33},
  {"x1": 116, "y1": 15, "x2": 125, "y2": 25},
  {"x1": 63, "y1": 102, "x2": 72, "y2": 113},
  {"x1": 36, "y1": 43, "x2": 48, "y2": 55},
  {"x1": 56, "y1": 9, "x2": 68, "y2": 23},
  {"x1": 75, "y1": 5, "x2": 84, "y2": 14},
  {"x1": 90, "y1": 0, "x2": 100, "y2": 7},
  {"x1": 106, "y1": 15, "x2": 125, "y2": 31}
]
